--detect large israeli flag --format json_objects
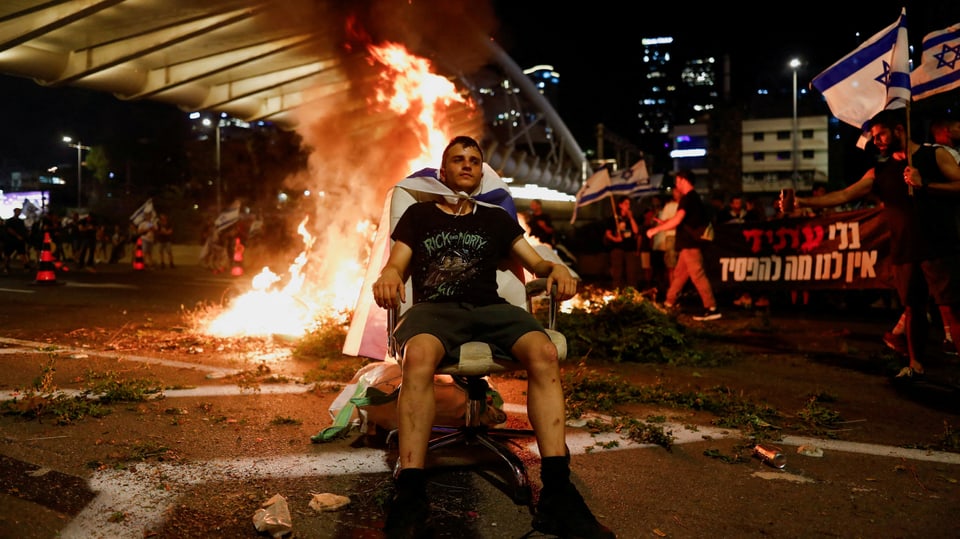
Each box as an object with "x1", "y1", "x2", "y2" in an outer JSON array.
[
  {"x1": 911, "y1": 23, "x2": 960, "y2": 100},
  {"x1": 811, "y1": 8, "x2": 910, "y2": 136}
]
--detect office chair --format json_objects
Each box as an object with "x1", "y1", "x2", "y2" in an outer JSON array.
[{"x1": 383, "y1": 165, "x2": 569, "y2": 505}]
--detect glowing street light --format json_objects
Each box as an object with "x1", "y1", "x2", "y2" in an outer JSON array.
[
  {"x1": 789, "y1": 58, "x2": 801, "y2": 189},
  {"x1": 191, "y1": 112, "x2": 223, "y2": 213},
  {"x1": 63, "y1": 136, "x2": 91, "y2": 208}
]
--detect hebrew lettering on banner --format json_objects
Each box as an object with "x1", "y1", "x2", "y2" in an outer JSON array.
[{"x1": 704, "y1": 208, "x2": 894, "y2": 291}]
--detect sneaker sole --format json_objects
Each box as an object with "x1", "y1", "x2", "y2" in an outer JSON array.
[{"x1": 693, "y1": 314, "x2": 722, "y2": 321}]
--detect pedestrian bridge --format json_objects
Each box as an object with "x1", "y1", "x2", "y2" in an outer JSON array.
[{"x1": 0, "y1": 0, "x2": 585, "y2": 193}]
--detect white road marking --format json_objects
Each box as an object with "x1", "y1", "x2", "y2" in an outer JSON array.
[
  {"x1": 0, "y1": 287, "x2": 34, "y2": 293},
  {"x1": 0, "y1": 337, "x2": 237, "y2": 378},
  {"x1": 65, "y1": 282, "x2": 139, "y2": 289},
  {"x1": 3, "y1": 337, "x2": 959, "y2": 538},
  {"x1": 60, "y1": 450, "x2": 393, "y2": 539}
]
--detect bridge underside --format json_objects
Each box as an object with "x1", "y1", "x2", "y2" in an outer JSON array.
[{"x1": 0, "y1": 0, "x2": 585, "y2": 193}]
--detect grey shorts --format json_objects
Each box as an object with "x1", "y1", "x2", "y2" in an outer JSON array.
[{"x1": 394, "y1": 302, "x2": 546, "y2": 364}]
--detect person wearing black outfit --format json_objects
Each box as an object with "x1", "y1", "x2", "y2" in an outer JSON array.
[
  {"x1": 646, "y1": 170, "x2": 721, "y2": 321},
  {"x1": 372, "y1": 136, "x2": 614, "y2": 539},
  {"x1": 604, "y1": 197, "x2": 639, "y2": 290},
  {"x1": 526, "y1": 198, "x2": 556, "y2": 246},
  {"x1": 2, "y1": 208, "x2": 30, "y2": 273},
  {"x1": 792, "y1": 109, "x2": 960, "y2": 378}
]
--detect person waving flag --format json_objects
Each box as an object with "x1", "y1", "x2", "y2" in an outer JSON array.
[{"x1": 812, "y1": 8, "x2": 910, "y2": 148}]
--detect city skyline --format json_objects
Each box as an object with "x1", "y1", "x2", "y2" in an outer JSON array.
[
  {"x1": 2, "y1": 1, "x2": 959, "y2": 174},
  {"x1": 491, "y1": 1, "x2": 960, "y2": 143}
]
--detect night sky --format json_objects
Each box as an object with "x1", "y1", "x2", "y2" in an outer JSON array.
[
  {"x1": 3, "y1": 1, "x2": 960, "y2": 171},
  {"x1": 490, "y1": 1, "x2": 960, "y2": 142}
]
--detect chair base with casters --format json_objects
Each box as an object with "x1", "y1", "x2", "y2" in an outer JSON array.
[{"x1": 386, "y1": 278, "x2": 565, "y2": 506}]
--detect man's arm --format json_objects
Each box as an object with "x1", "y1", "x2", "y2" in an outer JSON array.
[
  {"x1": 904, "y1": 147, "x2": 960, "y2": 192},
  {"x1": 793, "y1": 169, "x2": 875, "y2": 210},
  {"x1": 510, "y1": 238, "x2": 577, "y2": 301},
  {"x1": 645, "y1": 209, "x2": 686, "y2": 239},
  {"x1": 373, "y1": 241, "x2": 413, "y2": 310}
]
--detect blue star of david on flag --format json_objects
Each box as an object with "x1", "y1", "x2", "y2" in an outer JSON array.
[
  {"x1": 812, "y1": 8, "x2": 909, "y2": 137},
  {"x1": 933, "y1": 42, "x2": 960, "y2": 70},
  {"x1": 912, "y1": 22, "x2": 960, "y2": 100}
]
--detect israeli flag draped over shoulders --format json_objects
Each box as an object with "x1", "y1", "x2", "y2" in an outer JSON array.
[
  {"x1": 811, "y1": 8, "x2": 910, "y2": 136},
  {"x1": 911, "y1": 22, "x2": 960, "y2": 100},
  {"x1": 397, "y1": 165, "x2": 517, "y2": 220}
]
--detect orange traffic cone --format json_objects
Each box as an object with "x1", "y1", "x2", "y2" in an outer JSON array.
[
  {"x1": 33, "y1": 232, "x2": 61, "y2": 285},
  {"x1": 133, "y1": 237, "x2": 145, "y2": 271},
  {"x1": 231, "y1": 237, "x2": 244, "y2": 277}
]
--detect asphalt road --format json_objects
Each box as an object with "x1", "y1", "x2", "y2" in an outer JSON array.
[{"x1": 1, "y1": 260, "x2": 959, "y2": 538}]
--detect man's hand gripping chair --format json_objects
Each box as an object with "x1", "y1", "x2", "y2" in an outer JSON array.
[{"x1": 384, "y1": 167, "x2": 569, "y2": 505}]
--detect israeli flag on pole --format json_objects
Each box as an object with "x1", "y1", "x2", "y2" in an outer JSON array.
[
  {"x1": 609, "y1": 159, "x2": 652, "y2": 196},
  {"x1": 129, "y1": 198, "x2": 154, "y2": 226},
  {"x1": 214, "y1": 206, "x2": 241, "y2": 233},
  {"x1": 811, "y1": 8, "x2": 910, "y2": 143},
  {"x1": 911, "y1": 23, "x2": 960, "y2": 101},
  {"x1": 569, "y1": 167, "x2": 612, "y2": 224}
]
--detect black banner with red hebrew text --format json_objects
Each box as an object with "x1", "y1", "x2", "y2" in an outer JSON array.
[{"x1": 703, "y1": 208, "x2": 895, "y2": 291}]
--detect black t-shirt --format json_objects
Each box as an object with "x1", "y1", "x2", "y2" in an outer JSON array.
[
  {"x1": 606, "y1": 216, "x2": 637, "y2": 251},
  {"x1": 392, "y1": 202, "x2": 525, "y2": 305},
  {"x1": 676, "y1": 191, "x2": 709, "y2": 250},
  {"x1": 910, "y1": 145, "x2": 960, "y2": 260},
  {"x1": 870, "y1": 146, "x2": 960, "y2": 263}
]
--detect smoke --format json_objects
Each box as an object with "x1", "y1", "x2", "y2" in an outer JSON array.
[{"x1": 249, "y1": 0, "x2": 495, "y2": 309}]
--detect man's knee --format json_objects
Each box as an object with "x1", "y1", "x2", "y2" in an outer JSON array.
[
  {"x1": 400, "y1": 335, "x2": 443, "y2": 376},
  {"x1": 517, "y1": 333, "x2": 559, "y2": 374}
]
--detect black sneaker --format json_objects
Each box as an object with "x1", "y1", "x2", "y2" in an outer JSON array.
[
  {"x1": 943, "y1": 339, "x2": 958, "y2": 356},
  {"x1": 384, "y1": 490, "x2": 431, "y2": 539},
  {"x1": 692, "y1": 308, "x2": 721, "y2": 321},
  {"x1": 533, "y1": 483, "x2": 616, "y2": 539}
]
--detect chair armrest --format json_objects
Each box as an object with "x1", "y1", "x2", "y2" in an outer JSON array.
[
  {"x1": 525, "y1": 277, "x2": 561, "y2": 330},
  {"x1": 387, "y1": 305, "x2": 400, "y2": 360}
]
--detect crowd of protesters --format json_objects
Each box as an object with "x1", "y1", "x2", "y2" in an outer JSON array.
[{"x1": 0, "y1": 209, "x2": 173, "y2": 273}]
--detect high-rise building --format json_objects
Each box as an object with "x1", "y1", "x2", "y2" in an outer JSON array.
[
  {"x1": 636, "y1": 36, "x2": 719, "y2": 172},
  {"x1": 480, "y1": 63, "x2": 561, "y2": 146}
]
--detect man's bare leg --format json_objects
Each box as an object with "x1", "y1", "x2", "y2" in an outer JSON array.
[
  {"x1": 513, "y1": 331, "x2": 567, "y2": 457},
  {"x1": 396, "y1": 334, "x2": 444, "y2": 470}
]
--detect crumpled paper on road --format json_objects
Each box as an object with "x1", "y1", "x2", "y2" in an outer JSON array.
[
  {"x1": 253, "y1": 493, "x2": 292, "y2": 537},
  {"x1": 309, "y1": 492, "x2": 351, "y2": 512}
]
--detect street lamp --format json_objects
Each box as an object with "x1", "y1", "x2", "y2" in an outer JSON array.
[
  {"x1": 198, "y1": 115, "x2": 223, "y2": 213},
  {"x1": 789, "y1": 58, "x2": 801, "y2": 189},
  {"x1": 63, "y1": 136, "x2": 91, "y2": 208}
]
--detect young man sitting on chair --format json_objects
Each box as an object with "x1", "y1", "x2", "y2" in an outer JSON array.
[{"x1": 373, "y1": 135, "x2": 616, "y2": 539}]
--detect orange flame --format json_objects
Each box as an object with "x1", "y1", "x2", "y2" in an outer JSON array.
[
  {"x1": 196, "y1": 42, "x2": 476, "y2": 341},
  {"x1": 368, "y1": 41, "x2": 472, "y2": 168}
]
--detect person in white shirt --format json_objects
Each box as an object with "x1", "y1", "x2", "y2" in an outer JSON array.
[{"x1": 651, "y1": 188, "x2": 680, "y2": 299}]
